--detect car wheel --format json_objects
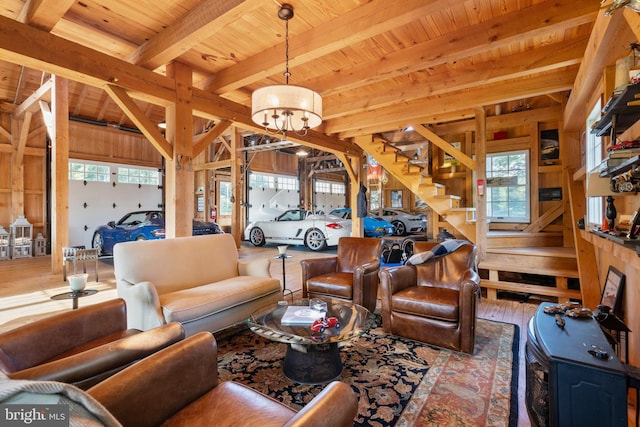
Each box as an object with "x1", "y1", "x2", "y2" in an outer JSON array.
[
  {"x1": 392, "y1": 220, "x2": 406, "y2": 236},
  {"x1": 249, "y1": 227, "x2": 266, "y2": 246},
  {"x1": 92, "y1": 233, "x2": 104, "y2": 257},
  {"x1": 305, "y1": 228, "x2": 327, "y2": 251},
  {"x1": 135, "y1": 235, "x2": 146, "y2": 241}
]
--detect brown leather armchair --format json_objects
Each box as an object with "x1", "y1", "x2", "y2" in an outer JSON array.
[
  {"x1": 378, "y1": 241, "x2": 480, "y2": 354},
  {"x1": 0, "y1": 298, "x2": 184, "y2": 389},
  {"x1": 88, "y1": 331, "x2": 359, "y2": 427},
  {"x1": 301, "y1": 237, "x2": 383, "y2": 312}
]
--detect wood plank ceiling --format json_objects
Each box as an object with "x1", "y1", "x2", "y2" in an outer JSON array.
[{"x1": 0, "y1": 0, "x2": 603, "y2": 152}]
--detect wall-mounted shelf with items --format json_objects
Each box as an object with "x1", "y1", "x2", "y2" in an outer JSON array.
[
  {"x1": 592, "y1": 83, "x2": 640, "y2": 137},
  {"x1": 599, "y1": 154, "x2": 640, "y2": 193}
]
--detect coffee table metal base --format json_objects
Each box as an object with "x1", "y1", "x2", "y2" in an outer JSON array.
[{"x1": 283, "y1": 342, "x2": 343, "y2": 384}]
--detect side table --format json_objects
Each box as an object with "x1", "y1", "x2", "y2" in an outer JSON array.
[
  {"x1": 51, "y1": 289, "x2": 98, "y2": 310},
  {"x1": 273, "y1": 254, "x2": 293, "y2": 300}
]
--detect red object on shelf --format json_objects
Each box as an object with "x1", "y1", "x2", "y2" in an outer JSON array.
[{"x1": 493, "y1": 131, "x2": 508, "y2": 140}]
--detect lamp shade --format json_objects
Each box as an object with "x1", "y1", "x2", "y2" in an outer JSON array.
[{"x1": 251, "y1": 84, "x2": 322, "y2": 131}]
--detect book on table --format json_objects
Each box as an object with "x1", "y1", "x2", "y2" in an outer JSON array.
[{"x1": 280, "y1": 306, "x2": 326, "y2": 325}]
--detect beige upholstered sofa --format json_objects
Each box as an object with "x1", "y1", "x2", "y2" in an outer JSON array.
[{"x1": 114, "y1": 234, "x2": 282, "y2": 336}]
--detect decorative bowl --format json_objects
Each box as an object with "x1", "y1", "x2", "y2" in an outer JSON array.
[{"x1": 68, "y1": 273, "x2": 88, "y2": 292}]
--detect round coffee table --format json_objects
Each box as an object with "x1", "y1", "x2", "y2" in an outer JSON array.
[{"x1": 249, "y1": 298, "x2": 374, "y2": 384}]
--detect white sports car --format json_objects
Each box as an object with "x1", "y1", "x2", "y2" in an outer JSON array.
[
  {"x1": 378, "y1": 208, "x2": 427, "y2": 236},
  {"x1": 244, "y1": 209, "x2": 352, "y2": 251}
]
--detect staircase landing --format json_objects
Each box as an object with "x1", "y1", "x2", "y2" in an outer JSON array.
[{"x1": 479, "y1": 243, "x2": 580, "y2": 303}]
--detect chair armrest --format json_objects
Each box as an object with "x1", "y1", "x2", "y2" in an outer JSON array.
[
  {"x1": 10, "y1": 322, "x2": 185, "y2": 388},
  {"x1": 0, "y1": 299, "x2": 128, "y2": 374},
  {"x1": 358, "y1": 259, "x2": 380, "y2": 275},
  {"x1": 379, "y1": 265, "x2": 416, "y2": 295},
  {"x1": 88, "y1": 332, "x2": 216, "y2": 427},
  {"x1": 283, "y1": 381, "x2": 358, "y2": 427},
  {"x1": 300, "y1": 257, "x2": 338, "y2": 297},
  {"x1": 238, "y1": 257, "x2": 272, "y2": 277},
  {"x1": 117, "y1": 279, "x2": 164, "y2": 331}
]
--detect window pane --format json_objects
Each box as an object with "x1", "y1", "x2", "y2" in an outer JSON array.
[{"x1": 486, "y1": 150, "x2": 529, "y2": 222}]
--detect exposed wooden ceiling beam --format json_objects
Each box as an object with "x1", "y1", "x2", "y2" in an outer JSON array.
[
  {"x1": 310, "y1": 0, "x2": 597, "y2": 98},
  {"x1": 0, "y1": 16, "x2": 356, "y2": 155},
  {"x1": 203, "y1": 0, "x2": 453, "y2": 93},
  {"x1": 18, "y1": 0, "x2": 74, "y2": 31},
  {"x1": 333, "y1": 68, "x2": 577, "y2": 137},
  {"x1": 126, "y1": 0, "x2": 259, "y2": 70},
  {"x1": 323, "y1": 37, "x2": 587, "y2": 119}
]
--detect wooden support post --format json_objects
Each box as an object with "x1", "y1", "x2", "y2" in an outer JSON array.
[
  {"x1": 165, "y1": 62, "x2": 194, "y2": 238},
  {"x1": 474, "y1": 108, "x2": 487, "y2": 261},
  {"x1": 487, "y1": 270, "x2": 498, "y2": 300},
  {"x1": 50, "y1": 76, "x2": 69, "y2": 274},
  {"x1": 230, "y1": 127, "x2": 242, "y2": 246}
]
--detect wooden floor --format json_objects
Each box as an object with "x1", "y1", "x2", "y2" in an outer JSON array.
[{"x1": 0, "y1": 243, "x2": 540, "y2": 426}]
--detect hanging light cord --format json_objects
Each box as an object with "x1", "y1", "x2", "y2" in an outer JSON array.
[{"x1": 283, "y1": 17, "x2": 290, "y2": 84}]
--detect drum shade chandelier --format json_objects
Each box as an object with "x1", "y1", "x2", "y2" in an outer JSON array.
[{"x1": 251, "y1": 4, "x2": 322, "y2": 136}]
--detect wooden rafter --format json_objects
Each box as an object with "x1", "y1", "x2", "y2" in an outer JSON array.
[
  {"x1": 127, "y1": 0, "x2": 257, "y2": 70},
  {"x1": 18, "y1": 0, "x2": 75, "y2": 30},
  {"x1": 331, "y1": 68, "x2": 577, "y2": 137},
  {"x1": 322, "y1": 37, "x2": 587, "y2": 119},
  {"x1": 203, "y1": 0, "x2": 452, "y2": 93}
]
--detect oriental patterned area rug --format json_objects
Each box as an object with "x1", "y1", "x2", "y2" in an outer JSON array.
[{"x1": 216, "y1": 318, "x2": 519, "y2": 427}]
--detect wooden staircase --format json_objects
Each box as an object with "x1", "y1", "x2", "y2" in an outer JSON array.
[{"x1": 355, "y1": 138, "x2": 476, "y2": 242}]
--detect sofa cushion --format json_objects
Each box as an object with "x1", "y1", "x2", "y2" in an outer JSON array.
[
  {"x1": 392, "y1": 285, "x2": 459, "y2": 322},
  {"x1": 115, "y1": 234, "x2": 240, "y2": 295},
  {"x1": 160, "y1": 277, "x2": 281, "y2": 324}
]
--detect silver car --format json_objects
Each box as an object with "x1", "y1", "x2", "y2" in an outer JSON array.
[
  {"x1": 378, "y1": 208, "x2": 427, "y2": 236},
  {"x1": 244, "y1": 209, "x2": 351, "y2": 251}
]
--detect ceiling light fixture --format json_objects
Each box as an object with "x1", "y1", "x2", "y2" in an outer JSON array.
[{"x1": 251, "y1": 4, "x2": 322, "y2": 137}]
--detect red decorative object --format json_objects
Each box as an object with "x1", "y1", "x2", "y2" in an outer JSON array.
[
  {"x1": 310, "y1": 317, "x2": 340, "y2": 333},
  {"x1": 493, "y1": 131, "x2": 508, "y2": 140}
]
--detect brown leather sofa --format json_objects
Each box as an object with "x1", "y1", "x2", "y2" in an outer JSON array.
[
  {"x1": 0, "y1": 298, "x2": 184, "y2": 389},
  {"x1": 88, "y1": 331, "x2": 359, "y2": 427},
  {"x1": 379, "y1": 241, "x2": 480, "y2": 354},
  {"x1": 301, "y1": 236, "x2": 382, "y2": 312}
]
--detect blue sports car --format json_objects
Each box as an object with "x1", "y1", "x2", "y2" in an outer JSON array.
[
  {"x1": 91, "y1": 210, "x2": 223, "y2": 256},
  {"x1": 328, "y1": 208, "x2": 395, "y2": 237}
]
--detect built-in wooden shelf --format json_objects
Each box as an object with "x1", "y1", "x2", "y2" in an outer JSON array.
[{"x1": 581, "y1": 230, "x2": 640, "y2": 262}]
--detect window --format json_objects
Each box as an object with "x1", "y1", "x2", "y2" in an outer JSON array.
[
  {"x1": 370, "y1": 190, "x2": 379, "y2": 211},
  {"x1": 68, "y1": 162, "x2": 110, "y2": 182},
  {"x1": 391, "y1": 190, "x2": 403, "y2": 208},
  {"x1": 249, "y1": 173, "x2": 275, "y2": 189},
  {"x1": 331, "y1": 182, "x2": 345, "y2": 194},
  {"x1": 117, "y1": 167, "x2": 160, "y2": 185},
  {"x1": 486, "y1": 150, "x2": 530, "y2": 222},
  {"x1": 277, "y1": 176, "x2": 298, "y2": 191},
  {"x1": 315, "y1": 180, "x2": 331, "y2": 193},
  {"x1": 586, "y1": 100, "x2": 604, "y2": 228},
  {"x1": 219, "y1": 182, "x2": 232, "y2": 216}
]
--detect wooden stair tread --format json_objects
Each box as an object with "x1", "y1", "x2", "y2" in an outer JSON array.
[
  {"x1": 481, "y1": 279, "x2": 581, "y2": 299},
  {"x1": 486, "y1": 246, "x2": 576, "y2": 259}
]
